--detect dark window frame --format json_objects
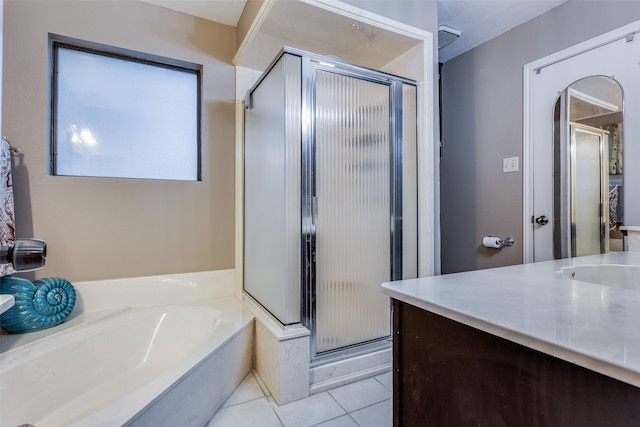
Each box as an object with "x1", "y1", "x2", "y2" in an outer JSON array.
[{"x1": 49, "y1": 34, "x2": 202, "y2": 181}]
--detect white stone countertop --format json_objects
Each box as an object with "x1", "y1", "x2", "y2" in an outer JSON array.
[
  {"x1": 620, "y1": 226, "x2": 640, "y2": 231},
  {"x1": 382, "y1": 252, "x2": 640, "y2": 388}
]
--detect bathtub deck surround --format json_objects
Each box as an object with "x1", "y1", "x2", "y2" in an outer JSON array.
[
  {"x1": 383, "y1": 252, "x2": 640, "y2": 424},
  {"x1": 0, "y1": 270, "x2": 254, "y2": 427},
  {"x1": 0, "y1": 293, "x2": 13, "y2": 314}
]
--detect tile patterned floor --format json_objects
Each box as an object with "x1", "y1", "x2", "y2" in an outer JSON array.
[{"x1": 208, "y1": 370, "x2": 392, "y2": 427}]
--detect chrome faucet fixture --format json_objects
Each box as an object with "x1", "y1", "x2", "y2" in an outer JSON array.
[{"x1": 0, "y1": 238, "x2": 47, "y2": 271}]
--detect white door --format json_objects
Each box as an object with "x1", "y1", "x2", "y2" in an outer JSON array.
[
  {"x1": 313, "y1": 67, "x2": 392, "y2": 355},
  {"x1": 527, "y1": 27, "x2": 640, "y2": 262}
]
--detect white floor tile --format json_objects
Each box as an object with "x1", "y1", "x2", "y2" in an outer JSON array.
[
  {"x1": 328, "y1": 378, "x2": 391, "y2": 413},
  {"x1": 312, "y1": 414, "x2": 360, "y2": 427},
  {"x1": 208, "y1": 398, "x2": 283, "y2": 427},
  {"x1": 350, "y1": 399, "x2": 392, "y2": 427},
  {"x1": 223, "y1": 371, "x2": 265, "y2": 407},
  {"x1": 274, "y1": 392, "x2": 346, "y2": 427},
  {"x1": 209, "y1": 373, "x2": 394, "y2": 426},
  {"x1": 374, "y1": 371, "x2": 392, "y2": 391},
  {"x1": 252, "y1": 369, "x2": 273, "y2": 398}
]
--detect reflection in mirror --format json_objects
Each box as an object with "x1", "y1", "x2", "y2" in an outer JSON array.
[{"x1": 553, "y1": 76, "x2": 623, "y2": 259}]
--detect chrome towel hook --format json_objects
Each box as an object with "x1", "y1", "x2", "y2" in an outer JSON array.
[{"x1": 2, "y1": 135, "x2": 21, "y2": 156}]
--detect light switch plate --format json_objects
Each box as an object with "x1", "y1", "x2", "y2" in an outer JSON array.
[{"x1": 503, "y1": 157, "x2": 519, "y2": 173}]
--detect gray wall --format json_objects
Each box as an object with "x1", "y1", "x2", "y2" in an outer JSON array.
[
  {"x1": 441, "y1": 1, "x2": 640, "y2": 274},
  {"x1": 3, "y1": 1, "x2": 236, "y2": 282}
]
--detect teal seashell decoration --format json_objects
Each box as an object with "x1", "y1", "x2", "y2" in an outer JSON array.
[{"x1": 0, "y1": 276, "x2": 76, "y2": 333}]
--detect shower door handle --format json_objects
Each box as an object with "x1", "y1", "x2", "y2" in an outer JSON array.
[{"x1": 312, "y1": 196, "x2": 318, "y2": 225}]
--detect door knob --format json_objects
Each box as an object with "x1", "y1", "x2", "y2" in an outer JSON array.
[{"x1": 535, "y1": 215, "x2": 549, "y2": 226}]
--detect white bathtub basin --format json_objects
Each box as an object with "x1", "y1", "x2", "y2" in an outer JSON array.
[
  {"x1": 560, "y1": 264, "x2": 640, "y2": 290},
  {"x1": 1, "y1": 297, "x2": 252, "y2": 427}
]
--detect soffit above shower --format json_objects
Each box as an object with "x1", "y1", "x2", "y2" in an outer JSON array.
[
  {"x1": 569, "y1": 76, "x2": 623, "y2": 123},
  {"x1": 233, "y1": 1, "x2": 423, "y2": 73},
  {"x1": 141, "y1": 0, "x2": 571, "y2": 64},
  {"x1": 139, "y1": 0, "x2": 421, "y2": 73}
]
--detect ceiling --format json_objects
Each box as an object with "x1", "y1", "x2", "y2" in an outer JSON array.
[
  {"x1": 142, "y1": 0, "x2": 568, "y2": 63},
  {"x1": 142, "y1": 0, "x2": 247, "y2": 27},
  {"x1": 438, "y1": 0, "x2": 567, "y2": 62}
]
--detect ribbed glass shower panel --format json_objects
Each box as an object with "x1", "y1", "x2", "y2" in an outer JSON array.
[{"x1": 314, "y1": 69, "x2": 391, "y2": 354}]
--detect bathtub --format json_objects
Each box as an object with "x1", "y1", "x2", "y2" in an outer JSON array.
[
  {"x1": 0, "y1": 270, "x2": 254, "y2": 427},
  {"x1": 560, "y1": 264, "x2": 640, "y2": 290}
]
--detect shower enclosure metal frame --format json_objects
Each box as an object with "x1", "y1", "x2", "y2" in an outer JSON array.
[
  {"x1": 553, "y1": 89, "x2": 610, "y2": 258},
  {"x1": 243, "y1": 47, "x2": 418, "y2": 365}
]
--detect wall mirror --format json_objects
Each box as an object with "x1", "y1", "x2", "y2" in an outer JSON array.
[{"x1": 553, "y1": 75, "x2": 623, "y2": 258}]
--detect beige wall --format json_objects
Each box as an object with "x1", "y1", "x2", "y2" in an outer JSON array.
[{"x1": 3, "y1": 0, "x2": 236, "y2": 281}]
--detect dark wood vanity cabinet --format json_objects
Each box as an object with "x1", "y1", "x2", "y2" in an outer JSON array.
[{"x1": 392, "y1": 299, "x2": 640, "y2": 426}]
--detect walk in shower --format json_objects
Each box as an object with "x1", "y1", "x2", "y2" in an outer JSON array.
[{"x1": 244, "y1": 48, "x2": 418, "y2": 364}]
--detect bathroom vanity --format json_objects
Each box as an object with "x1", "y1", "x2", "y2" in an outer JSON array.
[
  {"x1": 382, "y1": 252, "x2": 640, "y2": 426},
  {"x1": 621, "y1": 226, "x2": 640, "y2": 251}
]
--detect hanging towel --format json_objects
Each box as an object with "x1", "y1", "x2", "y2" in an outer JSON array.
[
  {"x1": 0, "y1": 137, "x2": 16, "y2": 276},
  {"x1": 609, "y1": 184, "x2": 619, "y2": 231}
]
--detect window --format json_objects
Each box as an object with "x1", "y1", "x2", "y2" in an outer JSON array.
[{"x1": 50, "y1": 36, "x2": 201, "y2": 180}]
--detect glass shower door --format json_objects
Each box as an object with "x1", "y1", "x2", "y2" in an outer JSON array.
[
  {"x1": 312, "y1": 67, "x2": 392, "y2": 356},
  {"x1": 571, "y1": 124, "x2": 608, "y2": 256}
]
